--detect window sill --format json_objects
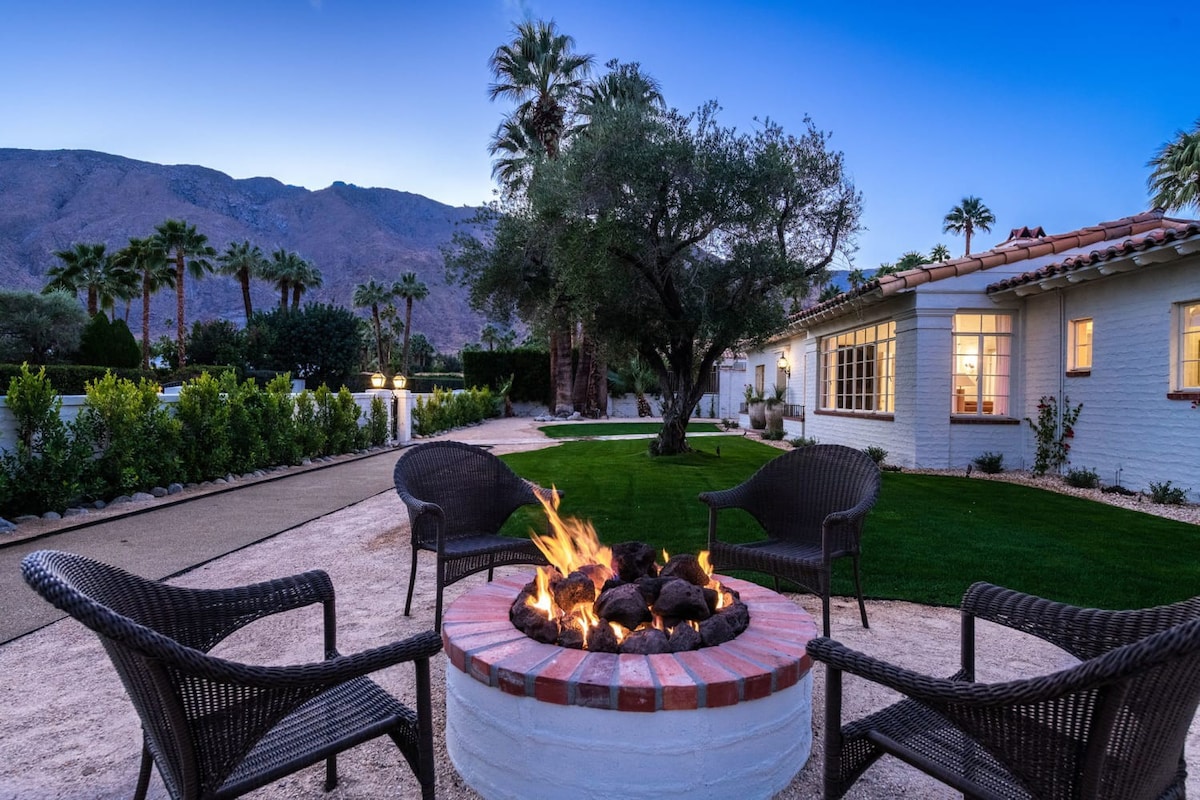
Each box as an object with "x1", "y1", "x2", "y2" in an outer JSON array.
[
  {"x1": 951, "y1": 415, "x2": 1021, "y2": 425},
  {"x1": 1167, "y1": 391, "x2": 1200, "y2": 402},
  {"x1": 1066, "y1": 369, "x2": 1091, "y2": 378},
  {"x1": 814, "y1": 409, "x2": 894, "y2": 421}
]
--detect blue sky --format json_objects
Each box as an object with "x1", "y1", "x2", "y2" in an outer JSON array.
[{"x1": 1, "y1": 0, "x2": 1196, "y2": 271}]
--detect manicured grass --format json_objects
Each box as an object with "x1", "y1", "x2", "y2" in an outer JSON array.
[
  {"x1": 501, "y1": 438, "x2": 1200, "y2": 610},
  {"x1": 538, "y1": 421, "x2": 721, "y2": 438}
]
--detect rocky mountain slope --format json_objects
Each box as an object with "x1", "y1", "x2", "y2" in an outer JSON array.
[{"x1": 0, "y1": 148, "x2": 486, "y2": 351}]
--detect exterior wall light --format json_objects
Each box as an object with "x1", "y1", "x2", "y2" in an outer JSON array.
[{"x1": 777, "y1": 355, "x2": 791, "y2": 378}]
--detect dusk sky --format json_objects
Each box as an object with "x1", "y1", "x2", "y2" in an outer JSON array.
[{"x1": 2, "y1": 0, "x2": 1197, "y2": 272}]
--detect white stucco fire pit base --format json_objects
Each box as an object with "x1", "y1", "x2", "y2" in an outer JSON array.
[{"x1": 442, "y1": 574, "x2": 817, "y2": 800}]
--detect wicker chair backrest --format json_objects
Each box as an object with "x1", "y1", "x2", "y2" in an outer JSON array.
[{"x1": 736, "y1": 444, "x2": 881, "y2": 545}]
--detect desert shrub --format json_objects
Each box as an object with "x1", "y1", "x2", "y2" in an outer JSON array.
[
  {"x1": 864, "y1": 446, "x2": 888, "y2": 465},
  {"x1": 972, "y1": 452, "x2": 1005, "y2": 474},
  {"x1": 261, "y1": 373, "x2": 300, "y2": 465},
  {"x1": 175, "y1": 372, "x2": 232, "y2": 482},
  {"x1": 222, "y1": 373, "x2": 269, "y2": 474},
  {"x1": 0, "y1": 364, "x2": 91, "y2": 515},
  {"x1": 78, "y1": 372, "x2": 180, "y2": 496},
  {"x1": 412, "y1": 387, "x2": 498, "y2": 436},
  {"x1": 761, "y1": 428, "x2": 785, "y2": 441},
  {"x1": 1064, "y1": 467, "x2": 1100, "y2": 489},
  {"x1": 789, "y1": 436, "x2": 819, "y2": 448},
  {"x1": 1148, "y1": 481, "x2": 1190, "y2": 505},
  {"x1": 366, "y1": 394, "x2": 389, "y2": 446},
  {"x1": 1102, "y1": 484, "x2": 1136, "y2": 496}
]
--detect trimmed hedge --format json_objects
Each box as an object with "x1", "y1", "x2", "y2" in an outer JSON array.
[{"x1": 0, "y1": 363, "x2": 237, "y2": 396}]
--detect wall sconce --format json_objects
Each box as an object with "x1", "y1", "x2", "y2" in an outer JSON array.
[
  {"x1": 776, "y1": 354, "x2": 791, "y2": 378},
  {"x1": 370, "y1": 371, "x2": 386, "y2": 389},
  {"x1": 392, "y1": 374, "x2": 407, "y2": 390}
]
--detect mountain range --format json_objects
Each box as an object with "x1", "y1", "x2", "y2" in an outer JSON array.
[{"x1": 0, "y1": 148, "x2": 487, "y2": 351}]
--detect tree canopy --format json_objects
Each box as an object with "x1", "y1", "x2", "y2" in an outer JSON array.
[
  {"x1": 453, "y1": 99, "x2": 860, "y2": 453},
  {"x1": 1147, "y1": 119, "x2": 1200, "y2": 213}
]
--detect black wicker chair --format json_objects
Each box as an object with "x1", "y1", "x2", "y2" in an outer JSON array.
[
  {"x1": 21, "y1": 549, "x2": 441, "y2": 800},
  {"x1": 394, "y1": 440, "x2": 554, "y2": 630},
  {"x1": 807, "y1": 581, "x2": 1200, "y2": 800},
  {"x1": 700, "y1": 443, "x2": 881, "y2": 637}
]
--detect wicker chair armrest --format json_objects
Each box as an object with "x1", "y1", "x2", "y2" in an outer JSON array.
[
  {"x1": 697, "y1": 485, "x2": 748, "y2": 512},
  {"x1": 822, "y1": 496, "x2": 875, "y2": 528},
  {"x1": 191, "y1": 570, "x2": 335, "y2": 620},
  {"x1": 807, "y1": 635, "x2": 1148, "y2": 709},
  {"x1": 395, "y1": 489, "x2": 444, "y2": 521},
  {"x1": 165, "y1": 630, "x2": 445, "y2": 690}
]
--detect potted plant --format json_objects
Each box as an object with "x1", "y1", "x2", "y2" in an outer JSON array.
[
  {"x1": 747, "y1": 385, "x2": 767, "y2": 430},
  {"x1": 764, "y1": 384, "x2": 786, "y2": 435}
]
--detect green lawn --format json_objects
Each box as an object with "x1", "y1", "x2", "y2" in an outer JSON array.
[
  {"x1": 537, "y1": 421, "x2": 721, "y2": 438},
  {"x1": 500, "y1": 437, "x2": 1200, "y2": 610}
]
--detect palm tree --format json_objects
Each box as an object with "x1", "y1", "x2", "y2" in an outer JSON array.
[
  {"x1": 930, "y1": 243, "x2": 952, "y2": 262},
  {"x1": 217, "y1": 240, "x2": 267, "y2": 323},
  {"x1": 480, "y1": 323, "x2": 500, "y2": 352},
  {"x1": 153, "y1": 219, "x2": 215, "y2": 366},
  {"x1": 488, "y1": 19, "x2": 594, "y2": 415},
  {"x1": 290, "y1": 258, "x2": 322, "y2": 309},
  {"x1": 44, "y1": 242, "x2": 115, "y2": 317},
  {"x1": 1147, "y1": 119, "x2": 1200, "y2": 213},
  {"x1": 576, "y1": 59, "x2": 664, "y2": 127},
  {"x1": 895, "y1": 251, "x2": 931, "y2": 271},
  {"x1": 392, "y1": 272, "x2": 428, "y2": 375},
  {"x1": 353, "y1": 278, "x2": 394, "y2": 370},
  {"x1": 942, "y1": 197, "x2": 995, "y2": 256},
  {"x1": 265, "y1": 249, "x2": 307, "y2": 309},
  {"x1": 114, "y1": 236, "x2": 174, "y2": 369},
  {"x1": 488, "y1": 19, "x2": 594, "y2": 160}
]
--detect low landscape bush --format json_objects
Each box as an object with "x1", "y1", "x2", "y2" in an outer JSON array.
[
  {"x1": 412, "y1": 386, "x2": 498, "y2": 435},
  {"x1": 1149, "y1": 480, "x2": 1190, "y2": 506},
  {"x1": 972, "y1": 452, "x2": 1005, "y2": 474},
  {"x1": 1064, "y1": 466, "x2": 1100, "y2": 489},
  {"x1": 864, "y1": 445, "x2": 887, "y2": 465}
]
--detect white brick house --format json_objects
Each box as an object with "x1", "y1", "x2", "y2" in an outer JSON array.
[{"x1": 738, "y1": 210, "x2": 1200, "y2": 500}]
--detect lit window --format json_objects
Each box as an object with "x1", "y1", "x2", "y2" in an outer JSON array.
[
  {"x1": 952, "y1": 313, "x2": 1011, "y2": 416},
  {"x1": 1069, "y1": 318, "x2": 1093, "y2": 372},
  {"x1": 820, "y1": 321, "x2": 895, "y2": 413},
  {"x1": 1182, "y1": 302, "x2": 1200, "y2": 390}
]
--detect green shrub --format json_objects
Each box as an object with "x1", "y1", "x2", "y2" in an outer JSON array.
[
  {"x1": 412, "y1": 386, "x2": 498, "y2": 436},
  {"x1": 1148, "y1": 481, "x2": 1190, "y2": 505},
  {"x1": 1064, "y1": 466, "x2": 1100, "y2": 489},
  {"x1": 313, "y1": 385, "x2": 363, "y2": 456},
  {"x1": 0, "y1": 364, "x2": 91, "y2": 515},
  {"x1": 1026, "y1": 395, "x2": 1082, "y2": 476},
  {"x1": 367, "y1": 394, "x2": 389, "y2": 446},
  {"x1": 77, "y1": 314, "x2": 140, "y2": 368},
  {"x1": 175, "y1": 372, "x2": 232, "y2": 482},
  {"x1": 864, "y1": 446, "x2": 888, "y2": 465},
  {"x1": 261, "y1": 373, "x2": 300, "y2": 465},
  {"x1": 222, "y1": 373, "x2": 269, "y2": 474},
  {"x1": 789, "y1": 435, "x2": 819, "y2": 448},
  {"x1": 761, "y1": 428, "x2": 785, "y2": 441},
  {"x1": 972, "y1": 452, "x2": 1005, "y2": 474},
  {"x1": 188, "y1": 319, "x2": 247, "y2": 367},
  {"x1": 293, "y1": 390, "x2": 323, "y2": 458},
  {"x1": 78, "y1": 372, "x2": 180, "y2": 496}
]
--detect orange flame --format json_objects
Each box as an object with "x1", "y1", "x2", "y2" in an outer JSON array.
[{"x1": 532, "y1": 489, "x2": 613, "y2": 583}]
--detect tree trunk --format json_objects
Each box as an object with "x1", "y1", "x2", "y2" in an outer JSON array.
[
  {"x1": 551, "y1": 326, "x2": 573, "y2": 415},
  {"x1": 291, "y1": 285, "x2": 301, "y2": 309},
  {"x1": 573, "y1": 331, "x2": 595, "y2": 414},
  {"x1": 240, "y1": 275, "x2": 253, "y2": 323},
  {"x1": 141, "y1": 273, "x2": 152, "y2": 371},
  {"x1": 372, "y1": 307, "x2": 384, "y2": 371},
  {"x1": 175, "y1": 252, "x2": 187, "y2": 366},
  {"x1": 280, "y1": 283, "x2": 289, "y2": 309},
  {"x1": 402, "y1": 298, "x2": 414, "y2": 375},
  {"x1": 653, "y1": 411, "x2": 690, "y2": 455},
  {"x1": 594, "y1": 355, "x2": 608, "y2": 418}
]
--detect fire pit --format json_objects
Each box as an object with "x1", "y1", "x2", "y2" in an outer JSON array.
[{"x1": 440, "y1": 495, "x2": 816, "y2": 799}]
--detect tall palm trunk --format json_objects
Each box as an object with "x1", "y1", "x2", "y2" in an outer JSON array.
[
  {"x1": 175, "y1": 252, "x2": 187, "y2": 366},
  {"x1": 402, "y1": 298, "x2": 414, "y2": 375},
  {"x1": 239, "y1": 274, "x2": 253, "y2": 322},
  {"x1": 372, "y1": 306, "x2": 385, "y2": 370},
  {"x1": 550, "y1": 327, "x2": 573, "y2": 415},
  {"x1": 291, "y1": 285, "x2": 302, "y2": 309},
  {"x1": 279, "y1": 283, "x2": 289, "y2": 309},
  {"x1": 141, "y1": 272, "x2": 153, "y2": 370}
]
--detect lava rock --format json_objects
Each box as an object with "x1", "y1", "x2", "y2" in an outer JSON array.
[
  {"x1": 556, "y1": 624, "x2": 586, "y2": 649},
  {"x1": 653, "y1": 579, "x2": 711, "y2": 621},
  {"x1": 635, "y1": 577, "x2": 666, "y2": 606},
  {"x1": 594, "y1": 583, "x2": 652, "y2": 631},
  {"x1": 699, "y1": 601, "x2": 751, "y2": 646},
  {"x1": 611, "y1": 541, "x2": 659, "y2": 582},
  {"x1": 621, "y1": 627, "x2": 671, "y2": 654},
  {"x1": 703, "y1": 587, "x2": 720, "y2": 613},
  {"x1": 553, "y1": 571, "x2": 596, "y2": 612},
  {"x1": 660, "y1": 553, "x2": 709, "y2": 586},
  {"x1": 510, "y1": 594, "x2": 559, "y2": 644},
  {"x1": 668, "y1": 623, "x2": 702, "y2": 652},
  {"x1": 586, "y1": 621, "x2": 621, "y2": 653},
  {"x1": 576, "y1": 563, "x2": 612, "y2": 591}
]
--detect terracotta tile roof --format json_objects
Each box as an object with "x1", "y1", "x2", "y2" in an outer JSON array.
[
  {"x1": 985, "y1": 218, "x2": 1200, "y2": 295},
  {"x1": 787, "y1": 210, "x2": 1199, "y2": 330}
]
